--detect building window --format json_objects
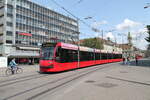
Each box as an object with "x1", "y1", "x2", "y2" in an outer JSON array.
[
  {"x1": 0, "y1": 24, "x2": 3, "y2": 27},
  {"x1": 7, "y1": 13, "x2": 13, "y2": 17},
  {"x1": 6, "y1": 31, "x2": 13, "y2": 36},
  {"x1": 7, "y1": 22, "x2": 13, "y2": 27},
  {"x1": 6, "y1": 40, "x2": 12, "y2": 44},
  {"x1": 0, "y1": 15, "x2": 4, "y2": 18},
  {"x1": 7, "y1": 4, "x2": 13, "y2": 14}
]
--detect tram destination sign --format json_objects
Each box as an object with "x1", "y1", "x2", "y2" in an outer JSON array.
[{"x1": 42, "y1": 43, "x2": 56, "y2": 47}]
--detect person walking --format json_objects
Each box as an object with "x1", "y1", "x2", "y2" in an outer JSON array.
[
  {"x1": 123, "y1": 57, "x2": 125, "y2": 65},
  {"x1": 127, "y1": 56, "x2": 130, "y2": 65},
  {"x1": 9, "y1": 58, "x2": 17, "y2": 74},
  {"x1": 135, "y1": 55, "x2": 138, "y2": 66}
]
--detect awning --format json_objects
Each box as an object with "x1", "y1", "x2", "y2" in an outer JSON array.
[
  {"x1": 18, "y1": 46, "x2": 40, "y2": 50},
  {"x1": 19, "y1": 33, "x2": 32, "y2": 36}
]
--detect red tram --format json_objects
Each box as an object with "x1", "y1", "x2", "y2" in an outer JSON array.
[{"x1": 40, "y1": 42, "x2": 122, "y2": 72}]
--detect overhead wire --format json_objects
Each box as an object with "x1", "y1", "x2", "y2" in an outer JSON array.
[{"x1": 50, "y1": 0, "x2": 93, "y2": 30}]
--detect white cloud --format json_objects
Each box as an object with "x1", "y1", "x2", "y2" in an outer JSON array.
[
  {"x1": 105, "y1": 32, "x2": 114, "y2": 40},
  {"x1": 131, "y1": 28, "x2": 147, "y2": 39},
  {"x1": 116, "y1": 19, "x2": 141, "y2": 31},
  {"x1": 114, "y1": 21, "x2": 147, "y2": 50},
  {"x1": 134, "y1": 28, "x2": 147, "y2": 35},
  {"x1": 134, "y1": 39, "x2": 148, "y2": 50},
  {"x1": 129, "y1": 27, "x2": 148, "y2": 50}
]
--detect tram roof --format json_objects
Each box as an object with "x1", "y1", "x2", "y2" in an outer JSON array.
[
  {"x1": 59, "y1": 42, "x2": 94, "y2": 52},
  {"x1": 57, "y1": 42, "x2": 122, "y2": 54}
]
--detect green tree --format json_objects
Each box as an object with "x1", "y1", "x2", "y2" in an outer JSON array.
[
  {"x1": 145, "y1": 25, "x2": 150, "y2": 57},
  {"x1": 80, "y1": 37, "x2": 104, "y2": 49},
  {"x1": 145, "y1": 25, "x2": 150, "y2": 43}
]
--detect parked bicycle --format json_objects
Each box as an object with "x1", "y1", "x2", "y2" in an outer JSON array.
[{"x1": 5, "y1": 66, "x2": 23, "y2": 76}]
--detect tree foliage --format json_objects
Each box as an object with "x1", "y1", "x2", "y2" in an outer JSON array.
[
  {"x1": 145, "y1": 25, "x2": 150, "y2": 43},
  {"x1": 80, "y1": 37, "x2": 104, "y2": 49},
  {"x1": 145, "y1": 25, "x2": 150, "y2": 57}
]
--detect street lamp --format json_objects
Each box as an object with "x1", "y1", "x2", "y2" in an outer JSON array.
[
  {"x1": 70, "y1": 32, "x2": 80, "y2": 69},
  {"x1": 144, "y1": 3, "x2": 150, "y2": 9},
  {"x1": 118, "y1": 33, "x2": 126, "y2": 57},
  {"x1": 84, "y1": 16, "x2": 93, "y2": 20},
  {"x1": 84, "y1": 16, "x2": 104, "y2": 45}
]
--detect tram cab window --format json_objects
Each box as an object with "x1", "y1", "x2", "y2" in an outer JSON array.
[
  {"x1": 41, "y1": 47, "x2": 54, "y2": 60},
  {"x1": 55, "y1": 47, "x2": 61, "y2": 62}
]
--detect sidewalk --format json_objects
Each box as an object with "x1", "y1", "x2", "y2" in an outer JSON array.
[
  {"x1": 129, "y1": 58, "x2": 150, "y2": 67},
  {"x1": 53, "y1": 59, "x2": 150, "y2": 100}
]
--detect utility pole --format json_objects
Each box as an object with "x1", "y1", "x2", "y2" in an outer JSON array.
[
  {"x1": 71, "y1": 31, "x2": 80, "y2": 69},
  {"x1": 118, "y1": 33, "x2": 125, "y2": 57}
]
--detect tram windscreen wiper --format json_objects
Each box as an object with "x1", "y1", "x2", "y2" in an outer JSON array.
[{"x1": 41, "y1": 47, "x2": 54, "y2": 60}]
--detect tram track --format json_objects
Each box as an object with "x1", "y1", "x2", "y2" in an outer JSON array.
[
  {"x1": 0, "y1": 74, "x2": 49, "y2": 87},
  {"x1": 27, "y1": 65, "x2": 109, "y2": 100},
  {"x1": 2, "y1": 64, "x2": 112, "y2": 100},
  {"x1": 0, "y1": 73, "x2": 41, "y2": 83}
]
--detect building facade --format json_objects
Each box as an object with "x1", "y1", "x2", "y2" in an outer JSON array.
[
  {"x1": 102, "y1": 39, "x2": 122, "y2": 53},
  {"x1": 0, "y1": 0, "x2": 79, "y2": 63},
  {"x1": 79, "y1": 38, "x2": 122, "y2": 54}
]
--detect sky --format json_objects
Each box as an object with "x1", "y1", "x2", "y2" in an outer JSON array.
[{"x1": 32, "y1": 0, "x2": 150, "y2": 50}]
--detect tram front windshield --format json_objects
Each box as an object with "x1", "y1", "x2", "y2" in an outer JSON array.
[{"x1": 41, "y1": 47, "x2": 54, "y2": 60}]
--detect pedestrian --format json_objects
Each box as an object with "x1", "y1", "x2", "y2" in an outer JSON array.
[
  {"x1": 123, "y1": 57, "x2": 125, "y2": 65},
  {"x1": 135, "y1": 55, "x2": 138, "y2": 66},
  {"x1": 127, "y1": 56, "x2": 130, "y2": 65},
  {"x1": 9, "y1": 58, "x2": 17, "y2": 74},
  {"x1": 28, "y1": 59, "x2": 32, "y2": 65}
]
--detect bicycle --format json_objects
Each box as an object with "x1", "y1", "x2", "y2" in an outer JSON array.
[{"x1": 5, "y1": 66, "x2": 23, "y2": 76}]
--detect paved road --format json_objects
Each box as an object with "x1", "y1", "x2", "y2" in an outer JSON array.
[
  {"x1": 57, "y1": 59, "x2": 150, "y2": 100},
  {"x1": 0, "y1": 59, "x2": 150, "y2": 100}
]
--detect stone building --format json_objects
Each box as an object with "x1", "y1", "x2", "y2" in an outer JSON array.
[{"x1": 0, "y1": 0, "x2": 79, "y2": 64}]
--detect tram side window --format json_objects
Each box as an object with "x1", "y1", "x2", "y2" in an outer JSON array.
[
  {"x1": 119, "y1": 54, "x2": 122, "y2": 58},
  {"x1": 58, "y1": 48, "x2": 67, "y2": 63},
  {"x1": 71, "y1": 50, "x2": 78, "y2": 62},
  {"x1": 56, "y1": 47, "x2": 61, "y2": 57},
  {"x1": 89, "y1": 52, "x2": 94, "y2": 60},
  {"x1": 116, "y1": 54, "x2": 119, "y2": 59},
  {"x1": 95, "y1": 53, "x2": 101, "y2": 60},
  {"x1": 109, "y1": 53, "x2": 114, "y2": 59},
  {"x1": 111, "y1": 53, "x2": 114, "y2": 59},
  {"x1": 80, "y1": 51, "x2": 95, "y2": 61},
  {"x1": 101, "y1": 53, "x2": 104, "y2": 59},
  {"x1": 117, "y1": 54, "x2": 119, "y2": 59},
  {"x1": 101, "y1": 53, "x2": 107, "y2": 60},
  {"x1": 114, "y1": 54, "x2": 119, "y2": 59},
  {"x1": 114, "y1": 54, "x2": 117, "y2": 59},
  {"x1": 112, "y1": 54, "x2": 122, "y2": 59},
  {"x1": 80, "y1": 51, "x2": 87, "y2": 61},
  {"x1": 107, "y1": 53, "x2": 111, "y2": 59},
  {"x1": 56, "y1": 48, "x2": 78, "y2": 63}
]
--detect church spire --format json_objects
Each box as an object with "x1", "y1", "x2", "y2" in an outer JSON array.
[{"x1": 128, "y1": 32, "x2": 132, "y2": 45}]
